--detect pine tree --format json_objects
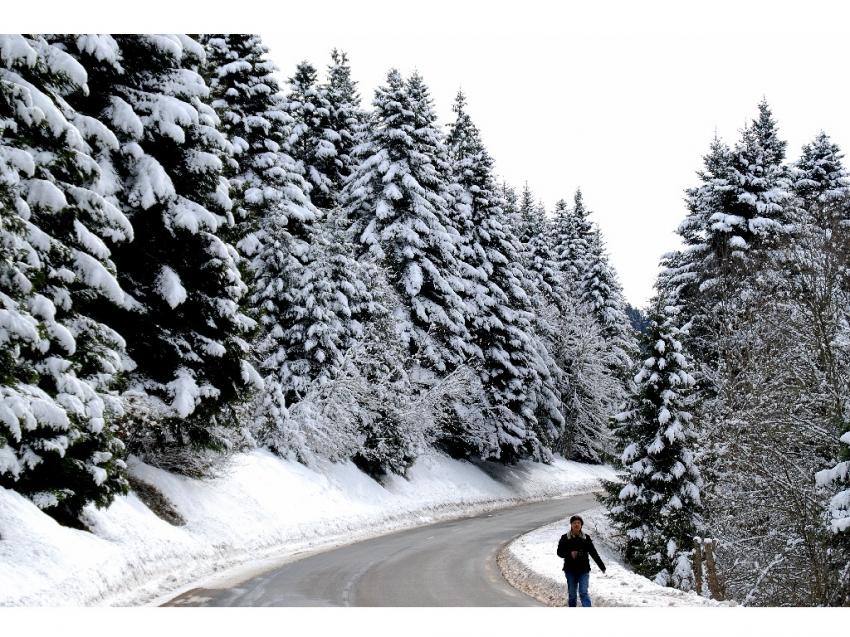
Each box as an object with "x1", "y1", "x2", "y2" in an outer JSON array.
[
  {"x1": 660, "y1": 105, "x2": 848, "y2": 605},
  {"x1": 343, "y1": 69, "x2": 474, "y2": 375},
  {"x1": 601, "y1": 301, "x2": 703, "y2": 590},
  {"x1": 502, "y1": 182, "x2": 622, "y2": 462},
  {"x1": 512, "y1": 184, "x2": 571, "y2": 310},
  {"x1": 816, "y1": 430, "x2": 850, "y2": 605},
  {"x1": 322, "y1": 49, "x2": 366, "y2": 207},
  {"x1": 0, "y1": 35, "x2": 129, "y2": 523},
  {"x1": 513, "y1": 182, "x2": 537, "y2": 244},
  {"x1": 788, "y1": 131, "x2": 850, "y2": 436},
  {"x1": 579, "y1": 227, "x2": 636, "y2": 376},
  {"x1": 199, "y1": 35, "x2": 332, "y2": 434},
  {"x1": 285, "y1": 61, "x2": 337, "y2": 210},
  {"x1": 199, "y1": 34, "x2": 301, "y2": 247},
  {"x1": 347, "y1": 265, "x2": 421, "y2": 477},
  {"x1": 56, "y1": 35, "x2": 258, "y2": 461},
  {"x1": 550, "y1": 197, "x2": 571, "y2": 269},
  {"x1": 790, "y1": 131, "x2": 850, "y2": 227},
  {"x1": 719, "y1": 99, "x2": 790, "y2": 262},
  {"x1": 658, "y1": 134, "x2": 734, "y2": 342},
  {"x1": 501, "y1": 182, "x2": 517, "y2": 208},
  {"x1": 701, "y1": 100, "x2": 789, "y2": 278},
  {"x1": 792, "y1": 133, "x2": 850, "y2": 605},
  {"x1": 663, "y1": 102, "x2": 790, "y2": 364},
  {"x1": 625, "y1": 304, "x2": 650, "y2": 334},
  {"x1": 256, "y1": 205, "x2": 380, "y2": 464},
  {"x1": 445, "y1": 90, "x2": 563, "y2": 462},
  {"x1": 546, "y1": 189, "x2": 630, "y2": 462},
  {"x1": 551, "y1": 188, "x2": 594, "y2": 292}
]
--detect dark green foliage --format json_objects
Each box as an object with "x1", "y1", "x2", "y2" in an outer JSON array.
[{"x1": 601, "y1": 302, "x2": 703, "y2": 589}]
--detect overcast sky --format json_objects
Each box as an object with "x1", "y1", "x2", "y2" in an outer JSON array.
[
  {"x1": 259, "y1": 1, "x2": 850, "y2": 307},
  {"x1": 24, "y1": 0, "x2": 850, "y2": 307}
]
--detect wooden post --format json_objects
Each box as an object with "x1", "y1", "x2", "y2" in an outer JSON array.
[
  {"x1": 703, "y1": 538, "x2": 725, "y2": 601},
  {"x1": 692, "y1": 536, "x2": 703, "y2": 595}
]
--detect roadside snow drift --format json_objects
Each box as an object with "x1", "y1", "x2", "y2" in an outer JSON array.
[
  {"x1": 0, "y1": 449, "x2": 614, "y2": 606},
  {"x1": 498, "y1": 506, "x2": 724, "y2": 607}
]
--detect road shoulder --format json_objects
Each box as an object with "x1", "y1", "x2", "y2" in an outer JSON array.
[{"x1": 498, "y1": 506, "x2": 723, "y2": 607}]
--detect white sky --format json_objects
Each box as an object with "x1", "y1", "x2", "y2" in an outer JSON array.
[
  {"x1": 260, "y1": 1, "x2": 850, "y2": 307},
  {"x1": 19, "y1": 0, "x2": 850, "y2": 307}
]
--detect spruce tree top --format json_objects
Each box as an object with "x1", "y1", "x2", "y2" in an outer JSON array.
[
  {"x1": 750, "y1": 98, "x2": 787, "y2": 167},
  {"x1": 200, "y1": 34, "x2": 312, "y2": 236},
  {"x1": 792, "y1": 131, "x2": 849, "y2": 206},
  {"x1": 322, "y1": 49, "x2": 364, "y2": 202},
  {"x1": 723, "y1": 99, "x2": 790, "y2": 248},
  {"x1": 287, "y1": 60, "x2": 337, "y2": 209}
]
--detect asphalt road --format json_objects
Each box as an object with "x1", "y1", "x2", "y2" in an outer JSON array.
[{"x1": 164, "y1": 491, "x2": 598, "y2": 607}]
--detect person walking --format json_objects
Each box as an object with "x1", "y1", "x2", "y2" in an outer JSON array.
[{"x1": 556, "y1": 514, "x2": 606, "y2": 607}]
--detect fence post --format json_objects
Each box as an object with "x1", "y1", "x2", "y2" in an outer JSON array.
[
  {"x1": 703, "y1": 538, "x2": 725, "y2": 601},
  {"x1": 692, "y1": 536, "x2": 703, "y2": 595}
]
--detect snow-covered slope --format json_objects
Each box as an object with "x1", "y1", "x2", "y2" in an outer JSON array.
[
  {"x1": 498, "y1": 506, "x2": 726, "y2": 606},
  {"x1": 0, "y1": 449, "x2": 614, "y2": 606}
]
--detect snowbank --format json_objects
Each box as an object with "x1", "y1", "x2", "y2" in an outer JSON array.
[
  {"x1": 0, "y1": 448, "x2": 614, "y2": 606},
  {"x1": 498, "y1": 506, "x2": 724, "y2": 607}
]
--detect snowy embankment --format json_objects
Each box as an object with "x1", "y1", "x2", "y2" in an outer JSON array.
[
  {"x1": 0, "y1": 449, "x2": 613, "y2": 606},
  {"x1": 498, "y1": 507, "x2": 724, "y2": 607}
]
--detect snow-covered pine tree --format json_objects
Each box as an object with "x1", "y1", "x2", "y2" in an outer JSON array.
[
  {"x1": 546, "y1": 190, "x2": 631, "y2": 462},
  {"x1": 788, "y1": 131, "x2": 850, "y2": 438},
  {"x1": 321, "y1": 49, "x2": 366, "y2": 207},
  {"x1": 657, "y1": 134, "x2": 734, "y2": 349},
  {"x1": 0, "y1": 35, "x2": 130, "y2": 523},
  {"x1": 200, "y1": 36, "x2": 374, "y2": 461},
  {"x1": 256, "y1": 203, "x2": 382, "y2": 464},
  {"x1": 499, "y1": 182, "x2": 621, "y2": 462},
  {"x1": 551, "y1": 188, "x2": 595, "y2": 293},
  {"x1": 816, "y1": 430, "x2": 850, "y2": 605},
  {"x1": 552, "y1": 199, "x2": 569, "y2": 241},
  {"x1": 708, "y1": 100, "x2": 790, "y2": 275},
  {"x1": 578, "y1": 226, "x2": 636, "y2": 376},
  {"x1": 662, "y1": 106, "x2": 850, "y2": 605},
  {"x1": 513, "y1": 183, "x2": 534, "y2": 241},
  {"x1": 511, "y1": 183, "x2": 572, "y2": 310},
  {"x1": 55, "y1": 35, "x2": 258, "y2": 463},
  {"x1": 501, "y1": 182, "x2": 518, "y2": 212},
  {"x1": 343, "y1": 69, "x2": 474, "y2": 376},
  {"x1": 199, "y1": 35, "x2": 341, "y2": 447},
  {"x1": 790, "y1": 131, "x2": 850, "y2": 226},
  {"x1": 550, "y1": 197, "x2": 570, "y2": 268},
  {"x1": 346, "y1": 263, "x2": 423, "y2": 478},
  {"x1": 601, "y1": 300, "x2": 703, "y2": 590},
  {"x1": 790, "y1": 132, "x2": 850, "y2": 605},
  {"x1": 285, "y1": 61, "x2": 337, "y2": 210},
  {"x1": 198, "y1": 35, "x2": 299, "y2": 431},
  {"x1": 445, "y1": 89, "x2": 563, "y2": 462},
  {"x1": 198, "y1": 34, "x2": 299, "y2": 247},
  {"x1": 663, "y1": 101, "x2": 790, "y2": 373}
]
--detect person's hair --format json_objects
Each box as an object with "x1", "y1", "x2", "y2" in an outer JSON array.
[{"x1": 569, "y1": 515, "x2": 584, "y2": 525}]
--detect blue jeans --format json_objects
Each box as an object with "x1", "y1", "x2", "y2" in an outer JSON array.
[{"x1": 565, "y1": 571, "x2": 591, "y2": 607}]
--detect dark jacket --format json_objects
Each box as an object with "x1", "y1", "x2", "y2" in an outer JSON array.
[{"x1": 557, "y1": 532, "x2": 606, "y2": 574}]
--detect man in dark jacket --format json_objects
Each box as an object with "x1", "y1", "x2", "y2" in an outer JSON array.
[{"x1": 556, "y1": 514, "x2": 606, "y2": 607}]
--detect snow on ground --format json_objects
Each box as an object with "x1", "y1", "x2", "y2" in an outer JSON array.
[
  {"x1": 499, "y1": 506, "x2": 726, "y2": 607},
  {"x1": 0, "y1": 448, "x2": 614, "y2": 606}
]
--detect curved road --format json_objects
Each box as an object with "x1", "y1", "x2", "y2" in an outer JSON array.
[{"x1": 164, "y1": 492, "x2": 597, "y2": 606}]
